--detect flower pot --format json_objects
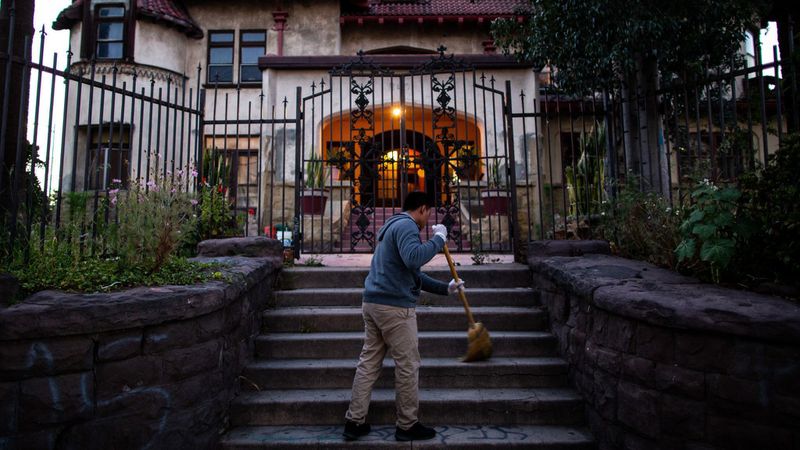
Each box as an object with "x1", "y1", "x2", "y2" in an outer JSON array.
[
  {"x1": 300, "y1": 189, "x2": 329, "y2": 215},
  {"x1": 481, "y1": 189, "x2": 510, "y2": 215}
]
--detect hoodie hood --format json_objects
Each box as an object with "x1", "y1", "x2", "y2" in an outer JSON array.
[{"x1": 377, "y1": 213, "x2": 416, "y2": 242}]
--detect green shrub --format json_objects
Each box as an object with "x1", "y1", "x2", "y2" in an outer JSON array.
[
  {"x1": 736, "y1": 134, "x2": 800, "y2": 288},
  {"x1": 10, "y1": 243, "x2": 221, "y2": 298},
  {"x1": 194, "y1": 148, "x2": 240, "y2": 242},
  {"x1": 4, "y1": 159, "x2": 222, "y2": 299},
  {"x1": 598, "y1": 176, "x2": 683, "y2": 269},
  {"x1": 675, "y1": 180, "x2": 752, "y2": 283},
  {"x1": 114, "y1": 170, "x2": 197, "y2": 274}
]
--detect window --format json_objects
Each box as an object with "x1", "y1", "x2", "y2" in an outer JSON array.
[
  {"x1": 560, "y1": 132, "x2": 583, "y2": 171},
  {"x1": 95, "y1": 5, "x2": 125, "y2": 59},
  {"x1": 204, "y1": 136, "x2": 260, "y2": 212},
  {"x1": 208, "y1": 31, "x2": 235, "y2": 83},
  {"x1": 86, "y1": 125, "x2": 131, "y2": 190},
  {"x1": 240, "y1": 30, "x2": 266, "y2": 83}
]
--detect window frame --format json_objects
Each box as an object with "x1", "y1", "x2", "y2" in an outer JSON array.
[
  {"x1": 239, "y1": 29, "x2": 266, "y2": 84},
  {"x1": 85, "y1": 124, "x2": 132, "y2": 191},
  {"x1": 88, "y1": 3, "x2": 130, "y2": 61},
  {"x1": 207, "y1": 30, "x2": 236, "y2": 84}
]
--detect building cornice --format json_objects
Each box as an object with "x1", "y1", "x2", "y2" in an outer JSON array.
[
  {"x1": 69, "y1": 61, "x2": 186, "y2": 87},
  {"x1": 258, "y1": 54, "x2": 533, "y2": 71}
]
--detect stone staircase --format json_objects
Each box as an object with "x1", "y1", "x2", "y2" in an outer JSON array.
[{"x1": 219, "y1": 264, "x2": 594, "y2": 448}]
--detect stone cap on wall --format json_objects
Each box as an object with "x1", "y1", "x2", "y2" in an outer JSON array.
[
  {"x1": 528, "y1": 240, "x2": 800, "y2": 344},
  {"x1": 0, "y1": 238, "x2": 283, "y2": 340}
]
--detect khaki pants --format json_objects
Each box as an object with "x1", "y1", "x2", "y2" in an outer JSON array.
[{"x1": 345, "y1": 302, "x2": 421, "y2": 429}]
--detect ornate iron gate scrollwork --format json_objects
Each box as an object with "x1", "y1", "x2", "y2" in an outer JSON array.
[{"x1": 296, "y1": 48, "x2": 514, "y2": 254}]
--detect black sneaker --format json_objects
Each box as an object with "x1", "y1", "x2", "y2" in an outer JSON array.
[
  {"x1": 395, "y1": 422, "x2": 436, "y2": 441},
  {"x1": 342, "y1": 420, "x2": 371, "y2": 440}
]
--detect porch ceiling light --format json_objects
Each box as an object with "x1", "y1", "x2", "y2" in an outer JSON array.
[{"x1": 392, "y1": 106, "x2": 403, "y2": 118}]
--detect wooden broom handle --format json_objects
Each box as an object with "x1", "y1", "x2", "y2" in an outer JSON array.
[{"x1": 442, "y1": 245, "x2": 476, "y2": 327}]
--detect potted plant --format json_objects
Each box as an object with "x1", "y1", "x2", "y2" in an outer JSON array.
[
  {"x1": 480, "y1": 160, "x2": 510, "y2": 215},
  {"x1": 327, "y1": 148, "x2": 343, "y2": 181},
  {"x1": 300, "y1": 156, "x2": 328, "y2": 215},
  {"x1": 455, "y1": 144, "x2": 482, "y2": 181}
]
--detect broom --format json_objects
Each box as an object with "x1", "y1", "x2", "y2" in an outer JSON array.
[{"x1": 442, "y1": 245, "x2": 492, "y2": 362}]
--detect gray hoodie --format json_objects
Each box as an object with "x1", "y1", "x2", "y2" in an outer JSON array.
[{"x1": 363, "y1": 212, "x2": 449, "y2": 308}]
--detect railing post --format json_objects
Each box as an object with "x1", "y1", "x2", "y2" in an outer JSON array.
[
  {"x1": 293, "y1": 85, "x2": 302, "y2": 260},
  {"x1": 603, "y1": 89, "x2": 617, "y2": 200},
  {"x1": 0, "y1": 0, "x2": 16, "y2": 207},
  {"x1": 504, "y1": 80, "x2": 521, "y2": 260}
]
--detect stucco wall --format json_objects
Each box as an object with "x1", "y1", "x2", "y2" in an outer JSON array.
[
  {"x1": 341, "y1": 23, "x2": 489, "y2": 55},
  {"x1": 134, "y1": 22, "x2": 187, "y2": 75},
  {"x1": 0, "y1": 238, "x2": 283, "y2": 450},
  {"x1": 527, "y1": 240, "x2": 800, "y2": 450}
]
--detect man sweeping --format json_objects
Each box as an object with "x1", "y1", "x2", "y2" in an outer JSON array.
[{"x1": 343, "y1": 191, "x2": 465, "y2": 442}]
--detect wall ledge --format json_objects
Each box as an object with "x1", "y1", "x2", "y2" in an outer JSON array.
[
  {"x1": 0, "y1": 240, "x2": 283, "y2": 340},
  {"x1": 528, "y1": 242, "x2": 800, "y2": 345}
]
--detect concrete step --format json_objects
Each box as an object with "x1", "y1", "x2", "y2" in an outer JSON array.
[
  {"x1": 255, "y1": 331, "x2": 558, "y2": 359},
  {"x1": 272, "y1": 287, "x2": 540, "y2": 307},
  {"x1": 262, "y1": 306, "x2": 547, "y2": 333},
  {"x1": 220, "y1": 424, "x2": 595, "y2": 449},
  {"x1": 277, "y1": 264, "x2": 531, "y2": 290},
  {"x1": 241, "y1": 357, "x2": 568, "y2": 390},
  {"x1": 230, "y1": 388, "x2": 586, "y2": 427}
]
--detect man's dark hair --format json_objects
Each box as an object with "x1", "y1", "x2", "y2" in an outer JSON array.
[{"x1": 402, "y1": 191, "x2": 434, "y2": 211}]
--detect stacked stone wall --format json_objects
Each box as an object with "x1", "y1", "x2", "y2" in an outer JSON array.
[
  {"x1": 528, "y1": 240, "x2": 800, "y2": 450},
  {"x1": 0, "y1": 237, "x2": 283, "y2": 450}
]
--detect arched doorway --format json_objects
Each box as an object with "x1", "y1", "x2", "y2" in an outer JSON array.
[
  {"x1": 320, "y1": 106, "x2": 483, "y2": 208},
  {"x1": 371, "y1": 129, "x2": 437, "y2": 206}
]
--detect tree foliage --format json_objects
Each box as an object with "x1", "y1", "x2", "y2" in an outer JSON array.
[{"x1": 491, "y1": 0, "x2": 766, "y2": 92}]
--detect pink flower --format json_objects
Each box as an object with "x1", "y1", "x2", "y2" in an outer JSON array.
[
  {"x1": 191, "y1": 170, "x2": 198, "y2": 178},
  {"x1": 112, "y1": 178, "x2": 121, "y2": 184},
  {"x1": 190, "y1": 199, "x2": 198, "y2": 206}
]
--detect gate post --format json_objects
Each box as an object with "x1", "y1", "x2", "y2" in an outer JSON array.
[
  {"x1": 399, "y1": 77, "x2": 407, "y2": 201},
  {"x1": 504, "y1": 80, "x2": 522, "y2": 261},
  {"x1": 293, "y1": 85, "x2": 302, "y2": 259}
]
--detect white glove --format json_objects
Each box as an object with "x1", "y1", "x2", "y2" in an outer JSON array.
[
  {"x1": 432, "y1": 224, "x2": 447, "y2": 242},
  {"x1": 448, "y1": 278, "x2": 465, "y2": 295}
]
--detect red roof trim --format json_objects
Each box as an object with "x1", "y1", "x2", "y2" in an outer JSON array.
[
  {"x1": 340, "y1": 14, "x2": 522, "y2": 25},
  {"x1": 53, "y1": 0, "x2": 202, "y2": 39}
]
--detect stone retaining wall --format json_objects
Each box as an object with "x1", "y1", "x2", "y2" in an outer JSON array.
[
  {"x1": 528, "y1": 240, "x2": 800, "y2": 450},
  {"x1": 0, "y1": 237, "x2": 283, "y2": 450}
]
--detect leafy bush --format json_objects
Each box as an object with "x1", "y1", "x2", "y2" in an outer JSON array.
[
  {"x1": 598, "y1": 176, "x2": 683, "y2": 269},
  {"x1": 114, "y1": 170, "x2": 197, "y2": 274},
  {"x1": 675, "y1": 180, "x2": 751, "y2": 283},
  {"x1": 5, "y1": 160, "x2": 222, "y2": 298},
  {"x1": 735, "y1": 134, "x2": 800, "y2": 288},
  {"x1": 194, "y1": 148, "x2": 240, "y2": 241},
  {"x1": 11, "y1": 245, "x2": 222, "y2": 297}
]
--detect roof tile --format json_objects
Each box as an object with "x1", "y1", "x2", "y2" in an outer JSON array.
[
  {"x1": 54, "y1": 0, "x2": 202, "y2": 38},
  {"x1": 360, "y1": 0, "x2": 528, "y2": 16}
]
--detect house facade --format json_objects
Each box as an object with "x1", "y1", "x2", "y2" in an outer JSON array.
[
  {"x1": 53, "y1": 0, "x2": 543, "y2": 254},
  {"x1": 51, "y1": 0, "x2": 784, "y2": 255}
]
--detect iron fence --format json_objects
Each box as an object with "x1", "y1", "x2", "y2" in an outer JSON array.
[
  {"x1": 1, "y1": 19, "x2": 798, "y2": 265},
  {"x1": 511, "y1": 44, "x2": 798, "y2": 250}
]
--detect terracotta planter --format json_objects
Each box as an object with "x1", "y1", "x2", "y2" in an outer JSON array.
[
  {"x1": 481, "y1": 189, "x2": 510, "y2": 215},
  {"x1": 300, "y1": 189, "x2": 329, "y2": 215}
]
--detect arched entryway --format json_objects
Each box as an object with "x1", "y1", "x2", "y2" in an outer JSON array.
[{"x1": 319, "y1": 105, "x2": 483, "y2": 209}]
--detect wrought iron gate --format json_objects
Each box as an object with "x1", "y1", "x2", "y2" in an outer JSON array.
[{"x1": 295, "y1": 48, "x2": 515, "y2": 254}]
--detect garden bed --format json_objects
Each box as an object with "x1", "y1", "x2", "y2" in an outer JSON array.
[{"x1": 0, "y1": 237, "x2": 283, "y2": 450}]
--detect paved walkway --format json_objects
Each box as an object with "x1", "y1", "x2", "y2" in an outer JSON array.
[{"x1": 296, "y1": 252, "x2": 514, "y2": 267}]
